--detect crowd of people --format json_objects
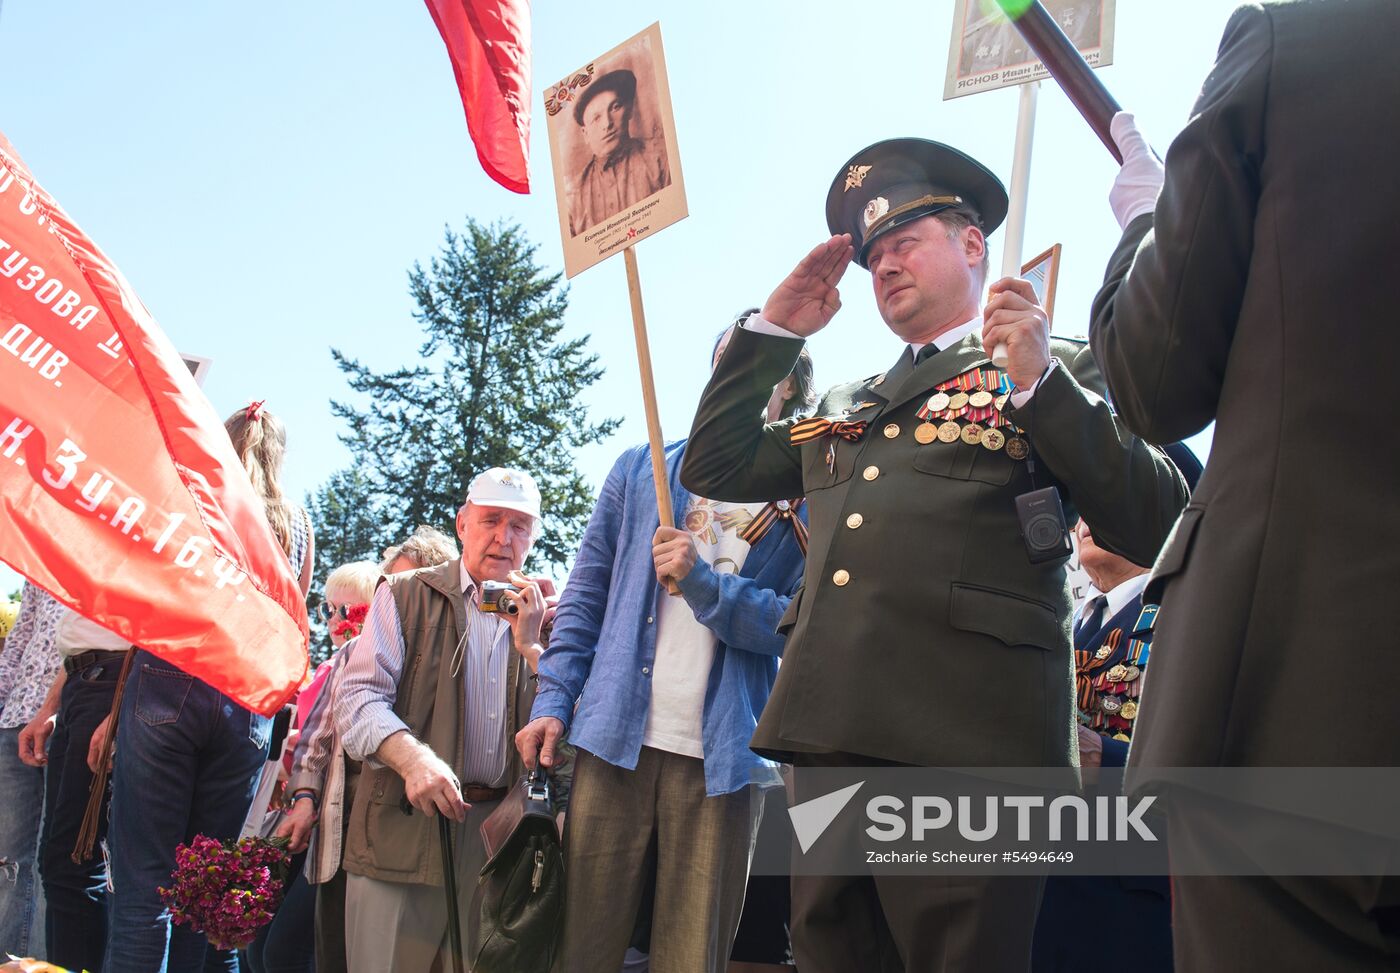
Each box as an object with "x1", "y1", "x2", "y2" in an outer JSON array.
[{"x1": 2, "y1": 2, "x2": 1397, "y2": 971}]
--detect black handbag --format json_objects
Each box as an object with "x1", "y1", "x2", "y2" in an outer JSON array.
[{"x1": 468, "y1": 769, "x2": 565, "y2": 973}]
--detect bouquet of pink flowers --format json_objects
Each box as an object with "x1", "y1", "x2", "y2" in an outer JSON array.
[{"x1": 158, "y1": 834, "x2": 291, "y2": 951}]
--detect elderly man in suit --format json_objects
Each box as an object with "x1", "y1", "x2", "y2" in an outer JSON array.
[
  {"x1": 1091, "y1": 1, "x2": 1400, "y2": 968},
  {"x1": 1033, "y1": 511, "x2": 1174, "y2": 973},
  {"x1": 681, "y1": 137, "x2": 1188, "y2": 973}
]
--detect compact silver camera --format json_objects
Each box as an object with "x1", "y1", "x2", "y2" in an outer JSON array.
[{"x1": 479, "y1": 580, "x2": 523, "y2": 615}]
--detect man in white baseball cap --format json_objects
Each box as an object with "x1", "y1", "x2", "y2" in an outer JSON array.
[{"x1": 334, "y1": 466, "x2": 558, "y2": 971}]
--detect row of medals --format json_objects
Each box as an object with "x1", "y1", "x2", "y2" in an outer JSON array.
[
  {"x1": 912, "y1": 387, "x2": 1030, "y2": 460},
  {"x1": 1088, "y1": 659, "x2": 1142, "y2": 742}
]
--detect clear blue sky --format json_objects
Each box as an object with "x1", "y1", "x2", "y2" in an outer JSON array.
[{"x1": 0, "y1": 1, "x2": 1238, "y2": 593}]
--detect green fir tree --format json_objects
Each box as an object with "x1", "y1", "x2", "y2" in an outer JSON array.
[{"x1": 330, "y1": 219, "x2": 619, "y2": 571}]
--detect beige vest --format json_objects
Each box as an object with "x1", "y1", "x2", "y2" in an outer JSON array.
[{"x1": 341, "y1": 559, "x2": 532, "y2": 885}]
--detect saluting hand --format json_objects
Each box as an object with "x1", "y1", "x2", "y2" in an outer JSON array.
[
  {"x1": 982, "y1": 278, "x2": 1052, "y2": 391},
  {"x1": 760, "y1": 235, "x2": 855, "y2": 337}
]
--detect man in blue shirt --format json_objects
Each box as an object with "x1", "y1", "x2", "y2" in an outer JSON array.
[{"x1": 517, "y1": 325, "x2": 813, "y2": 973}]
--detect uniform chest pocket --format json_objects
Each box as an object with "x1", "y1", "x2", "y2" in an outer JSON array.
[
  {"x1": 801, "y1": 439, "x2": 859, "y2": 492},
  {"x1": 912, "y1": 436, "x2": 1018, "y2": 486}
]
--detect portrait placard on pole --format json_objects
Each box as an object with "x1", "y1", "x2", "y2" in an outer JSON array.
[
  {"x1": 944, "y1": 0, "x2": 1115, "y2": 101},
  {"x1": 544, "y1": 22, "x2": 688, "y2": 280},
  {"x1": 542, "y1": 24, "x2": 688, "y2": 585},
  {"x1": 1020, "y1": 243, "x2": 1062, "y2": 325}
]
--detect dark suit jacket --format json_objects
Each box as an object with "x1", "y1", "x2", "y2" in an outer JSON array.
[
  {"x1": 1074, "y1": 592, "x2": 1154, "y2": 768},
  {"x1": 682, "y1": 326, "x2": 1186, "y2": 767},
  {"x1": 1090, "y1": 0, "x2": 1400, "y2": 772}
]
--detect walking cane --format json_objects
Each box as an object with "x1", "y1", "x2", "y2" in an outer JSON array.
[{"x1": 440, "y1": 813, "x2": 467, "y2": 973}]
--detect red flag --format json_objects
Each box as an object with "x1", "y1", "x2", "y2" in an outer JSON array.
[
  {"x1": 424, "y1": 0, "x2": 532, "y2": 194},
  {"x1": 0, "y1": 133, "x2": 309, "y2": 716}
]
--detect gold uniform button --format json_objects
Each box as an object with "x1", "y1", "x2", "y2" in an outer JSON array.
[
  {"x1": 832, "y1": 569, "x2": 850, "y2": 586},
  {"x1": 862, "y1": 465, "x2": 880, "y2": 481},
  {"x1": 883, "y1": 423, "x2": 900, "y2": 439},
  {"x1": 846, "y1": 513, "x2": 863, "y2": 529}
]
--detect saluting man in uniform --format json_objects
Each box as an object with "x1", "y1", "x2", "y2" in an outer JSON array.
[{"x1": 681, "y1": 139, "x2": 1189, "y2": 973}]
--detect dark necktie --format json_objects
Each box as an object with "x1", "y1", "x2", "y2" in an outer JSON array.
[
  {"x1": 1074, "y1": 595, "x2": 1108, "y2": 651},
  {"x1": 914, "y1": 343, "x2": 939, "y2": 366}
]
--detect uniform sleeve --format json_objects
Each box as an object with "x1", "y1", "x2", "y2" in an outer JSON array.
[
  {"x1": 1004, "y1": 344, "x2": 1190, "y2": 567},
  {"x1": 681, "y1": 326, "x2": 808, "y2": 503},
  {"x1": 1089, "y1": 4, "x2": 1274, "y2": 443}
]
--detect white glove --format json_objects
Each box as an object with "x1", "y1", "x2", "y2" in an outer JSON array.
[{"x1": 1108, "y1": 111, "x2": 1164, "y2": 229}]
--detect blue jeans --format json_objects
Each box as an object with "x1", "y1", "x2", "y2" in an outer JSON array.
[
  {"x1": 102, "y1": 651, "x2": 271, "y2": 973},
  {"x1": 41, "y1": 652, "x2": 124, "y2": 972},
  {"x1": 244, "y1": 856, "x2": 314, "y2": 973},
  {"x1": 0, "y1": 725, "x2": 45, "y2": 957}
]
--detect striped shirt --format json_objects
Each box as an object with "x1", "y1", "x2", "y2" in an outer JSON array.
[
  {"x1": 335, "y1": 561, "x2": 511, "y2": 785},
  {"x1": 287, "y1": 637, "x2": 357, "y2": 795}
]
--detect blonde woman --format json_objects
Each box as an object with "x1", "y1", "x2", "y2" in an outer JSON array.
[{"x1": 102, "y1": 402, "x2": 314, "y2": 973}]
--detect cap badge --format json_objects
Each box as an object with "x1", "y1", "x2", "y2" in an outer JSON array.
[
  {"x1": 844, "y1": 164, "x2": 873, "y2": 192},
  {"x1": 499, "y1": 473, "x2": 513, "y2": 485},
  {"x1": 863, "y1": 196, "x2": 890, "y2": 229}
]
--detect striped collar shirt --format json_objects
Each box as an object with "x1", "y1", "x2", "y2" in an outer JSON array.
[{"x1": 335, "y1": 560, "x2": 512, "y2": 786}]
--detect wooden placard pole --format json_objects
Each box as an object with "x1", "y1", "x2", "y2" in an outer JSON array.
[
  {"x1": 623, "y1": 245, "x2": 681, "y2": 594},
  {"x1": 543, "y1": 24, "x2": 690, "y2": 593},
  {"x1": 623, "y1": 245, "x2": 672, "y2": 528}
]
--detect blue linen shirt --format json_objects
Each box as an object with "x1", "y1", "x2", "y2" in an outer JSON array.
[{"x1": 531, "y1": 441, "x2": 806, "y2": 796}]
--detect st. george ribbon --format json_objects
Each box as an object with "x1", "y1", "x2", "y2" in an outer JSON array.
[{"x1": 994, "y1": 0, "x2": 1125, "y2": 164}]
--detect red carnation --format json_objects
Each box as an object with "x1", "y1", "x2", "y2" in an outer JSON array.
[{"x1": 330, "y1": 602, "x2": 370, "y2": 641}]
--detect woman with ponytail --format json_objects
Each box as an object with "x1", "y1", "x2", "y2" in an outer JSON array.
[
  {"x1": 223, "y1": 401, "x2": 315, "y2": 596},
  {"x1": 102, "y1": 402, "x2": 315, "y2": 973}
]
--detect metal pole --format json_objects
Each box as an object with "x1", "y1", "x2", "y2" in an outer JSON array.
[{"x1": 991, "y1": 80, "x2": 1039, "y2": 368}]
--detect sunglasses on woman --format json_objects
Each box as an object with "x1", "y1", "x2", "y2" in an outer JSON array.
[{"x1": 318, "y1": 600, "x2": 353, "y2": 623}]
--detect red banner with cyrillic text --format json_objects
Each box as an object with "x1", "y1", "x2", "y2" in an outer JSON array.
[{"x1": 0, "y1": 133, "x2": 309, "y2": 716}]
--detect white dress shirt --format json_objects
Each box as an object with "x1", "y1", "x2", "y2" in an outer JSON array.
[{"x1": 1077, "y1": 572, "x2": 1152, "y2": 625}]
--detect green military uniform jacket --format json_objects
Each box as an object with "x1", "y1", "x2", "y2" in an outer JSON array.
[{"x1": 681, "y1": 325, "x2": 1187, "y2": 768}]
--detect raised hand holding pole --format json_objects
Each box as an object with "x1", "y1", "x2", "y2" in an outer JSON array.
[{"x1": 994, "y1": 0, "x2": 1124, "y2": 163}]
